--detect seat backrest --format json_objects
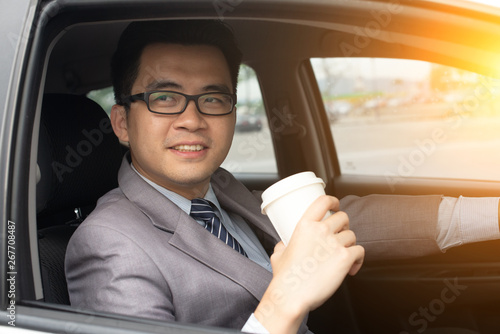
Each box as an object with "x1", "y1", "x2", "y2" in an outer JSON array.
[{"x1": 37, "y1": 93, "x2": 124, "y2": 304}]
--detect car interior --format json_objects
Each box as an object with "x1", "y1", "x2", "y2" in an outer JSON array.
[{"x1": 9, "y1": 0, "x2": 500, "y2": 333}]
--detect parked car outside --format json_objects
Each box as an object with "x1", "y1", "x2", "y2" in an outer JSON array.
[{"x1": 235, "y1": 113, "x2": 263, "y2": 132}]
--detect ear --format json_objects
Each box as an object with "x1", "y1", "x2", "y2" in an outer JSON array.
[
  {"x1": 232, "y1": 106, "x2": 237, "y2": 126},
  {"x1": 110, "y1": 104, "x2": 130, "y2": 143}
]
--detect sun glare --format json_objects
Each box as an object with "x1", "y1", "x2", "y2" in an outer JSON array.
[{"x1": 463, "y1": 0, "x2": 500, "y2": 8}]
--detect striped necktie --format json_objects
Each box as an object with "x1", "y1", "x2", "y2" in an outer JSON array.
[{"x1": 190, "y1": 198, "x2": 247, "y2": 257}]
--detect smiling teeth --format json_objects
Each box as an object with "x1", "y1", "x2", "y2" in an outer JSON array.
[{"x1": 174, "y1": 144, "x2": 204, "y2": 152}]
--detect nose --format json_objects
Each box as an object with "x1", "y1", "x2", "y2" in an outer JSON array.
[{"x1": 172, "y1": 99, "x2": 207, "y2": 131}]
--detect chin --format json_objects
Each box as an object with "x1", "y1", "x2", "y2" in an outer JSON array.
[{"x1": 169, "y1": 169, "x2": 212, "y2": 186}]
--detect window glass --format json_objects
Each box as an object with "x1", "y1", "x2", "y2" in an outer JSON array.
[
  {"x1": 87, "y1": 86, "x2": 114, "y2": 116},
  {"x1": 87, "y1": 65, "x2": 277, "y2": 174},
  {"x1": 222, "y1": 65, "x2": 277, "y2": 173},
  {"x1": 311, "y1": 58, "x2": 500, "y2": 182}
]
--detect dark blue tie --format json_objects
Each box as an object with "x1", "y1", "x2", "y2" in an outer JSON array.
[{"x1": 190, "y1": 198, "x2": 247, "y2": 257}]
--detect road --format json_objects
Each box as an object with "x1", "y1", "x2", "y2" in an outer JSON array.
[
  {"x1": 222, "y1": 113, "x2": 500, "y2": 182},
  {"x1": 333, "y1": 116, "x2": 500, "y2": 181}
]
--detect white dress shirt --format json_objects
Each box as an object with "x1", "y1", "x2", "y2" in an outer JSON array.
[{"x1": 437, "y1": 196, "x2": 500, "y2": 250}]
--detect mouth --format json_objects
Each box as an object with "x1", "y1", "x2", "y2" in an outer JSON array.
[{"x1": 171, "y1": 144, "x2": 206, "y2": 152}]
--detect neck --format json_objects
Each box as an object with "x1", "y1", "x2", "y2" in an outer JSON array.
[
  {"x1": 173, "y1": 183, "x2": 210, "y2": 200},
  {"x1": 129, "y1": 160, "x2": 210, "y2": 200}
]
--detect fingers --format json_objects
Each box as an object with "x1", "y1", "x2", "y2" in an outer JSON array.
[
  {"x1": 280, "y1": 194, "x2": 364, "y2": 280},
  {"x1": 266, "y1": 201, "x2": 365, "y2": 321},
  {"x1": 300, "y1": 195, "x2": 340, "y2": 222},
  {"x1": 322, "y1": 210, "x2": 349, "y2": 234},
  {"x1": 299, "y1": 195, "x2": 349, "y2": 235},
  {"x1": 347, "y1": 245, "x2": 365, "y2": 276},
  {"x1": 317, "y1": 211, "x2": 364, "y2": 276},
  {"x1": 270, "y1": 241, "x2": 286, "y2": 267},
  {"x1": 334, "y1": 228, "x2": 357, "y2": 247},
  {"x1": 274, "y1": 241, "x2": 285, "y2": 254}
]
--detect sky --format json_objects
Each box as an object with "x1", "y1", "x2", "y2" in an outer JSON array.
[
  {"x1": 463, "y1": 0, "x2": 500, "y2": 7},
  {"x1": 311, "y1": 58, "x2": 432, "y2": 81}
]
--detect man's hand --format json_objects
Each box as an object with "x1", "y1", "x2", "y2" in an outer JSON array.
[{"x1": 254, "y1": 195, "x2": 365, "y2": 334}]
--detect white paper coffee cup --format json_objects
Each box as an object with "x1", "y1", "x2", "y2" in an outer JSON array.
[{"x1": 261, "y1": 171, "x2": 329, "y2": 245}]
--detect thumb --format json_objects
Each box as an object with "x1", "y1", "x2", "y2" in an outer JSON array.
[{"x1": 270, "y1": 241, "x2": 285, "y2": 266}]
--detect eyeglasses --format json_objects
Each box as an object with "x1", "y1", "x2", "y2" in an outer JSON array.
[{"x1": 123, "y1": 90, "x2": 237, "y2": 116}]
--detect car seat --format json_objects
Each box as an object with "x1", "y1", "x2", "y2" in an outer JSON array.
[{"x1": 36, "y1": 94, "x2": 124, "y2": 304}]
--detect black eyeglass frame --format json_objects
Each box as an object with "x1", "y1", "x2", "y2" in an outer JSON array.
[{"x1": 122, "y1": 90, "x2": 237, "y2": 116}]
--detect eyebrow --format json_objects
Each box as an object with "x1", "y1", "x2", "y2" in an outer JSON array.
[
  {"x1": 145, "y1": 81, "x2": 232, "y2": 94},
  {"x1": 203, "y1": 84, "x2": 231, "y2": 94},
  {"x1": 146, "y1": 80, "x2": 181, "y2": 91}
]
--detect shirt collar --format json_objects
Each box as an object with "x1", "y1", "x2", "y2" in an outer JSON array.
[{"x1": 130, "y1": 162, "x2": 221, "y2": 215}]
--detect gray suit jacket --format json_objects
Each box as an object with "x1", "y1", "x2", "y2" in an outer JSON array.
[
  {"x1": 65, "y1": 155, "x2": 443, "y2": 331},
  {"x1": 65, "y1": 156, "x2": 309, "y2": 332}
]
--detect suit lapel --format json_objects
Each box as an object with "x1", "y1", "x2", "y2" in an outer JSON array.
[
  {"x1": 211, "y1": 169, "x2": 281, "y2": 254},
  {"x1": 118, "y1": 157, "x2": 275, "y2": 301},
  {"x1": 118, "y1": 156, "x2": 182, "y2": 233},
  {"x1": 170, "y1": 215, "x2": 273, "y2": 300}
]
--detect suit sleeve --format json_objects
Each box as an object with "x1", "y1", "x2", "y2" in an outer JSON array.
[
  {"x1": 340, "y1": 194, "x2": 443, "y2": 260},
  {"x1": 65, "y1": 224, "x2": 174, "y2": 321}
]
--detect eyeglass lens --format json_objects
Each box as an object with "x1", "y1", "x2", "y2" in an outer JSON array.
[{"x1": 148, "y1": 92, "x2": 233, "y2": 115}]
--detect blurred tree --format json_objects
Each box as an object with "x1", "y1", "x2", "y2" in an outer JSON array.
[
  {"x1": 87, "y1": 86, "x2": 115, "y2": 115},
  {"x1": 430, "y1": 64, "x2": 479, "y2": 92}
]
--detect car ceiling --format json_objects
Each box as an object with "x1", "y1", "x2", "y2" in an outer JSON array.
[{"x1": 43, "y1": 0, "x2": 500, "y2": 95}]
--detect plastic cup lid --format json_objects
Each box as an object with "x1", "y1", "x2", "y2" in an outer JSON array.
[{"x1": 261, "y1": 171, "x2": 325, "y2": 213}]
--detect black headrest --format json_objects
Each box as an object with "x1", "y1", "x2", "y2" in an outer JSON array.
[{"x1": 37, "y1": 94, "x2": 124, "y2": 226}]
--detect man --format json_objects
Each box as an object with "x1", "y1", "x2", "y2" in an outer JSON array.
[{"x1": 65, "y1": 20, "x2": 500, "y2": 334}]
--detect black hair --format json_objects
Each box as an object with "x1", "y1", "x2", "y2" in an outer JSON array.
[{"x1": 111, "y1": 20, "x2": 242, "y2": 107}]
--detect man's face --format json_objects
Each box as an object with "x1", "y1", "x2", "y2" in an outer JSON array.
[{"x1": 111, "y1": 43, "x2": 236, "y2": 199}]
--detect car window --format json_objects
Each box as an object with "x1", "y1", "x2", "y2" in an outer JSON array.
[
  {"x1": 222, "y1": 65, "x2": 277, "y2": 173},
  {"x1": 87, "y1": 65, "x2": 277, "y2": 174},
  {"x1": 87, "y1": 86, "x2": 115, "y2": 116},
  {"x1": 311, "y1": 58, "x2": 500, "y2": 184}
]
